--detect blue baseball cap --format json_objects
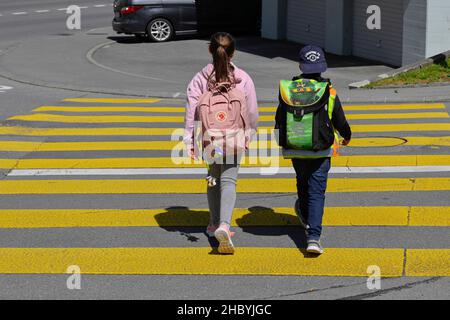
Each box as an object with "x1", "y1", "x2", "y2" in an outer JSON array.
[{"x1": 299, "y1": 45, "x2": 327, "y2": 74}]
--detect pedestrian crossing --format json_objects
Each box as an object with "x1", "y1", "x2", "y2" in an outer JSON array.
[
  {"x1": 1, "y1": 155, "x2": 450, "y2": 169},
  {"x1": 0, "y1": 206, "x2": 447, "y2": 228},
  {"x1": 0, "y1": 98, "x2": 449, "y2": 277}
]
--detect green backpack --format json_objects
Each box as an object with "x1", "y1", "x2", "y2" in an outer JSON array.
[{"x1": 277, "y1": 78, "x2": 336, "y2": 152}]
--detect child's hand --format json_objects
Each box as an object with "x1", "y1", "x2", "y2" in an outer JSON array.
[{"x1": 341, "y1": 139, "x2": 351, "y2": 146}]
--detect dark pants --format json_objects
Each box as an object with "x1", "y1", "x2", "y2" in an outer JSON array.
[{"x1": 292, "y1": 157, "x2": 331, "y2": 241}]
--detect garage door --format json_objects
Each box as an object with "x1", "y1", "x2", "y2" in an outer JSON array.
[
  {"x1": 352, "y1": 0, "x2": 404, "y2": 66},
  {"x1": 286, "y1": 0, "x2": 326, "y2": 48}
]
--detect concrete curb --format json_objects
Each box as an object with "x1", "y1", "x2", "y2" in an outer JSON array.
[{"x1": 349, "y1": 50, "x2": 450, "y2": 89}]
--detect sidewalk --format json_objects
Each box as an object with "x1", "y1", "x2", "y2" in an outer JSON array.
[{"x1": 1, "y1": 27, "x2": 449, "y2": 103}]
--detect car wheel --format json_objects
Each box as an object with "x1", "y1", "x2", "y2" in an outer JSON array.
[{"x1": 147, "y1": 18, "x2": 174, "y2": 42}]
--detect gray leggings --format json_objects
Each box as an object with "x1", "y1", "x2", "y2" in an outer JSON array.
[{"x1": 207, "y1": 161, "x2": 240, "y2": 226}]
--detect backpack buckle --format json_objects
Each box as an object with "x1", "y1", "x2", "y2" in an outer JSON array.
[{"x1": 294, "y1": 109, "x2": 305, "y2": 117}]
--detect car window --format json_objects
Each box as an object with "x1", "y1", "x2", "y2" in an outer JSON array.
[
  {"x1": 162, "y1": 0, "x2": 194, "y2": 4},
  {"x1": 131, "y1": 0, "x2": 163, "y2": 5},
  {"x1": 116, "y1": 0, "x2": 130, "y2": 5}
]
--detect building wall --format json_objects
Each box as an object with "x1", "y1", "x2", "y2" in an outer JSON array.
[
  {"x1": 261, "y1": 0, "x2": 448, "y2": 66},
  {"x1": 402, "y1": 0, "x2": 427, "y2": 65},
  {"x1": 325, "y1": 0, "x2": 353, "y2": 55},
  {"x1": 261, "y1": 0, "x2": 287, "y2": 40},
  {"x1": 352, "y1": 0, "x2": 404, "y2": 66},
  {"x1": 286, "y1": 0, "x2": 326, "y2": 47},
  {"x1": 425, "y1": 0, "x2": 450, "y2": 57}
]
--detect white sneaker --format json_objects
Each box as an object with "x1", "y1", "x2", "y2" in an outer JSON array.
[
  {"x1": 214, "y1": 225, "x2": 235, "y2": 255},
  {"x1": 306, "y1": 240, "x2": 324, "y2": 255}
]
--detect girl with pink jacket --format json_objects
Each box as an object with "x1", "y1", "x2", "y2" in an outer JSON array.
[{"x1": 184, "y1": 32, "x2": 259, "y2": 254}]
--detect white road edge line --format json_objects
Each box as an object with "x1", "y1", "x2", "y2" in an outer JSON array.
[
  {"x1": 7, "y1": 166, "x2": 450, "y2": 177},
  {"x1": 35, "y1": 10, "x2": 50, "y2": 13},
  {"x1": 12, "y1": 12, "x2": 27, "y2": 15}
]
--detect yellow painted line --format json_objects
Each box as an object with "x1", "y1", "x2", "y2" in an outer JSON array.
[
  {"x1": 0, "y1": 141, "x2": 180, "y2": 152},
  {"x1": 36, "y1": 103, "x2": 446, "y2": 114},
  {"x1": 2, "y1": 206, "x2": 447, "y2": 228},
  {"x1": 34, "y1": 106, "x2": 186, "y2": 113},
  {"x1": 346, "y1": 112, "x2": 449, "y2": 120},
  {"x1": 9, "y1": 112, "x2": 449, "y2": 123},
  {"x1": 0, "y1": 126, "x2": 178, "y2": 136},
  {"x1": 261, "y1": 113, "x2": 449, "y2": 121},
  {"x1": 2, "y1": 124, "x2": 450, "y2": 137},
  {"x1": 409, "y1": 207, "x2": 450, "y2": 226},
  {"x1": 0, "y1": 140, "x2": 279, "y2": 152},
  {"x1": 0, "y1": 155, "x2": 449, "y2": 170},
  {"x1": 350, "y1": 123, "x2": 450, "y2": 133},
  {"x1": 0, "y1": 136, "x2": 449, "y2": 152},
  {"x1": 0, "y1": 248, "x2": 404, "y2": 276},
  {"x1": 1, "y1": 178, "x2": 449, "y2": 194},
  {"x1": 63, "y1": 98, "x2": 161, "y2": 104},
  {"x1": 260, "y1": 103, "x2": 447, "y2": 112},
  {"x1": 349, "y1": 136, "x2": 450, "y2": 147},
  {"x1": 8, "y1": 114, "x2": 185, "y2": 123},
  {"x1": 406, "y1": 249, "x2": 450, "y2": 277}
]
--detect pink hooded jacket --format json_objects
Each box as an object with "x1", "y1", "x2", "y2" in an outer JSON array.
[{"x1": 183, "y1": 63, "x2": 259, "y2": 151}]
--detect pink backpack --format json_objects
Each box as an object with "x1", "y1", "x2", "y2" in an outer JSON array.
[{"x1": 197, "y1": 82, "x2": 250, "y2": 160}]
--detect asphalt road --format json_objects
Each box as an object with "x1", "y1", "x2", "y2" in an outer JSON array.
[
  {"x1": 0, "y1": 1, "x2": 449, "y2": 301},
  {"x1": 0, "y1": 0, "x2": 113, "y2": 42}
]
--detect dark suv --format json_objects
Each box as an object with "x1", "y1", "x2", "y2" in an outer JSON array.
[{"x1": 113, "y1": 0, "x2": 261, "y2": 42}]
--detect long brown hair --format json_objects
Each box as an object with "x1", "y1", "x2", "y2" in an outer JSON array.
[{"x1": 209, "y1": 32, "x2": 236, "y2": 84}]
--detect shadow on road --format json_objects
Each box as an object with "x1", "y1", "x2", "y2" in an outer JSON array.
[
  {"x1": 235, "y1": 37, "x2": 390, "y2": 68},
  {"x1": 107, "y1": 34, "x2": 388, "y2": 69},
  {"x1": 154, "y1": 206, "x2": 317, "y2": 257}
]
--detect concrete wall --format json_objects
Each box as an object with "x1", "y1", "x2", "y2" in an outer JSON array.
[
  {"x1": 325, "y1": 0, "x2": 353, "y2": 55},
  {"x1": 402, "y1": 0, "x2": 427, "y2": 65},
  {"x1": 261, "y1": 0, "x2": 449, "y2": 66},
  {"x1": 425, "y1": 0, "x2": 450, "y2": 58},
  {"x1": 261, "y1": 0, "x2": 287, "y2": 40}
]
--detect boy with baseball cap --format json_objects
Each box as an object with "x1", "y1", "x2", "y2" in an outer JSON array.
[{"x1": 275, "y1": 45, "x2": 352, "y2": 254}]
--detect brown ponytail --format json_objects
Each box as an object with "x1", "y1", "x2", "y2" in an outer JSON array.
[{"x1": 209, "y1": 32, "x2": 236, "y2": 84}]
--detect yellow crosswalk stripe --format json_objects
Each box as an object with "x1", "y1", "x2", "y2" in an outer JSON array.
[
  {"x1": 2, "y1": 124, "x2": 450, "y2": 137},
  {"x1": 347, "y1": 112, "x2": 448, "y2": 120},
  {"x1": 0, "y1": 136, "x2": 448, "y2": 152},
  {"x1": 349, "y1": 123, "x2": 450, "y2": 133},
  {"x1": 8, "y1": 114, "x2": 185, "y2": 123},
  {"x1": 32, "y1": 104, "x2": 447, "y2": 115},
  {"x1": 409, "y1": 207, "x2": 450, "y2": 226},
  {"x1": 1, "y1": 178, "x2": 449, "y2": 194},
  {"x1": 0, "y1": 126, "x2": 178, "y2": 136},
  {"x1": 0, "y1": 155, "x2": 449, "y2": 170},
  {"x1": 62, "y1": 98, "x2": 161, "y2": 104},
  {"x1": 406, "y1": 249, "x2": 450, "y2": 276},
  {"x1": 8, "y1": 112, "x2": 450, "y2": 123},
  {"x1": 0, "y1": 206, "x2": 447, "y2": 228},
  {"x1": 0, "y1": 248, "x2": 406, "y2": 276},
  {"x1": 260, "y1": 103, "x2": 447, "y2": 112},
  {"x1": 34, "y1": 106, "x2": 187, "y2": 113}
]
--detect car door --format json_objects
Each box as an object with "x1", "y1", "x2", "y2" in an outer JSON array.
[{"x1": 162, "y1": 0, "x2": 197, "y2": 32}]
